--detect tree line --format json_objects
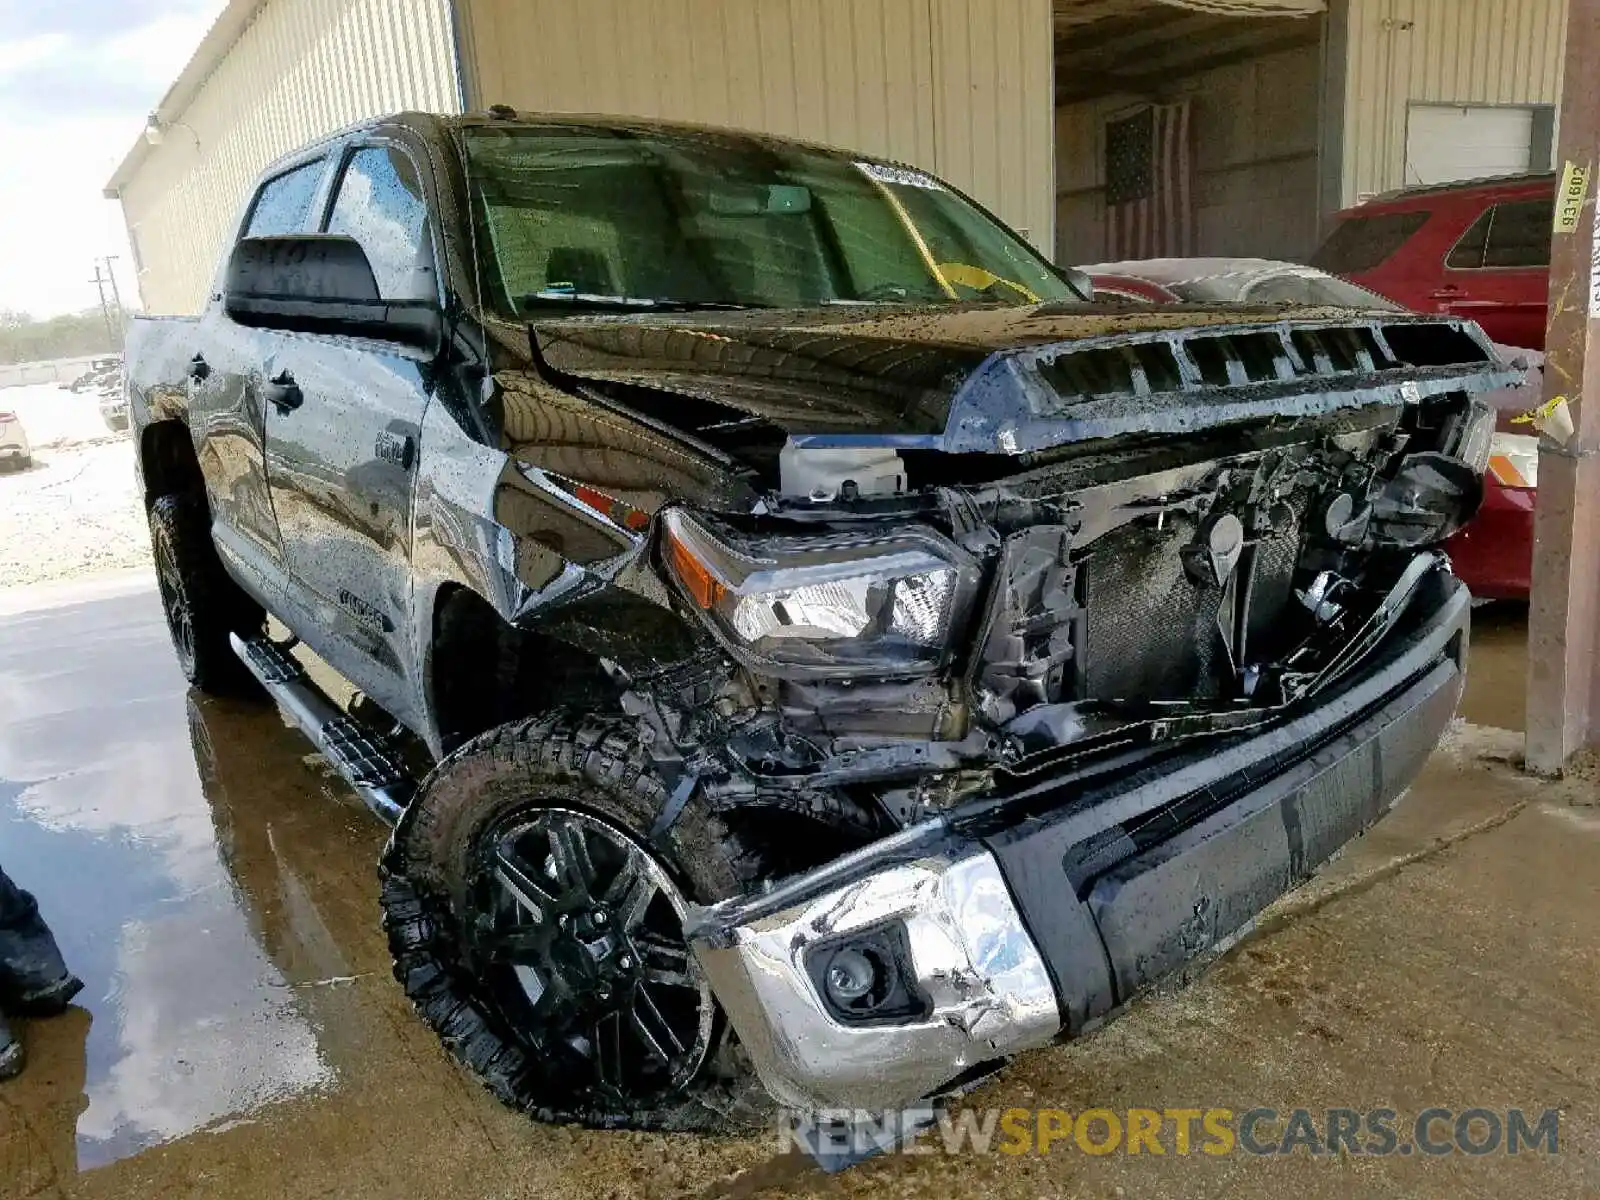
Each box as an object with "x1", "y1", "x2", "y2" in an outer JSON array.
[{"x1": 0, "y1": 309, "x2": 124, "y2": 365}]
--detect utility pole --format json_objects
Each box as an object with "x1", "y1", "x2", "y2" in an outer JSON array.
[
  {"x1": 87, "y1": 263, "x2": 116, "y2": 345},
  {"x1": 101, "y1": 255, "x2": 125, "y2": 335},
  {"x1": 1525, "y1": 0, "x2": 1600, "y2": 773}
]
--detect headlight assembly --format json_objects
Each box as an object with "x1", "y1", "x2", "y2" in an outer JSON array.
[{"x1": 660, "y1": 509, "x2": 979, "y2": 673}]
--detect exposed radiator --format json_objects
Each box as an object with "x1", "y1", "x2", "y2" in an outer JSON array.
[{"x1": 1081, "y1": 516, "x2": 1224, "y2": 703}]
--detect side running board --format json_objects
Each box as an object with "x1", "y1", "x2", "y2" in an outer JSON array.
[{"x1": 229, "y1": 633, "x2": 417, "y2": 826}]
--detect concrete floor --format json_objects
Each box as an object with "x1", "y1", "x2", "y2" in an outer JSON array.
[{"x1": 1, "y1": 577, "x2": 1595, "y2": 1198}]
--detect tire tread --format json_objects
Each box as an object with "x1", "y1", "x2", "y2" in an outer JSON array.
[{"x1": 380, "y1": 713, "x2": 775, "y2": 1132}]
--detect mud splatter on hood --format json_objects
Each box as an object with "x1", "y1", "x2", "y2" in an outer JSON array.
[{"x1": 508, "y1": 303, "x2": 1517, "y2": 456}]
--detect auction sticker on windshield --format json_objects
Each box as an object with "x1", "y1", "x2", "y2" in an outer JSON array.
[{"x1": 855, "y1": 161, "x2": 945, "y2": 190}]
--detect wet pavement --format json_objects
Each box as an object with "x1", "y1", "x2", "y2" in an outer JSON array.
[
  {"x1": 1456, "y1": 601, "x2": 1530, "y2": 736},
  {"x1": 2, "y1": 580, "x2": 1596, "y2": 1198}
]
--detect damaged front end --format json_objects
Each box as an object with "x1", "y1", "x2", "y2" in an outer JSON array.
[{"x1": 606, "y1": 314, "x2": 1511, "y2": 1115}]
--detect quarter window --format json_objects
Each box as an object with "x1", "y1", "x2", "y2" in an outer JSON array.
[
  {"x1": 1446, "y1": 209, "x2": 1493, "y2": 269},
  {"x1": 244, "y1": 160, "x2": 325, "y2": 237},
  {"x1": 325, "y1": 146, "x2": 434, "y2": 300},
  {"x1": 1447, "y1": 199, "x2": 1554, "y2": 270}
]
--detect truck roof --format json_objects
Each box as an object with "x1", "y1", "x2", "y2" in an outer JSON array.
[{"x1": 252, "y1": 108, "x2": 885, "y2": 179}]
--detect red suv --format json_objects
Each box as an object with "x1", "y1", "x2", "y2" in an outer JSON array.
[
  {"x1": 1314, "y1": 175, "x2": 1553, "y2": 600},
  {"x1": 1312, "y1": 173, "x2": 1555, "y2": 350}
]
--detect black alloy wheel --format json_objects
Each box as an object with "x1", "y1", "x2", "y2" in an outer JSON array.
[
  {"x1": 146, "y1": 493, "x2": 264, "y2": 695},
  {"x1": 470, "y1": 807, "x2": 714, "y2": 1104},
  {"x1": 380, "y1": 714, "x2": 777, "y2": 1132},
  {"x1": 152, "y1": 521, "x2": 197, "y2": 671}
]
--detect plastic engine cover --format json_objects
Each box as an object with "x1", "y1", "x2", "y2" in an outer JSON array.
[{"x1": 779, "y1": 440, "x2": 906, "y2": 500}]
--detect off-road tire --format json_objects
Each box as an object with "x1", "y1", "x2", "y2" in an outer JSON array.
[
  {"x1": 380, "y1": 713, "x2": 777, "y2": 1132},
  {"x1": 148, "y1": 493, "x2": 264, "y2": 695}
]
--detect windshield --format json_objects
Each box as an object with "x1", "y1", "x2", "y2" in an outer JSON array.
[
  {"x1": 1169, "y1": 271, "x2": 1404, "y2": 311},
  {"x1": 461, "y1": 125, "x2": 1077, "y2": 317}
]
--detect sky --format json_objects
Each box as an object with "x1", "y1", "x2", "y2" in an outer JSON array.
[{"x1": 0, "y1": 1, "x2": 227, "y2": 317}]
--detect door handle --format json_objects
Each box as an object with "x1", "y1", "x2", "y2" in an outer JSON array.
[
  {"x1": 1430, "y1": 286, "x2": 1464, "y2": 300},
  {"x1": 188, "y1": 354, "x2": 210, "y2": 382},
  {"x1": 264, "y1": 371, "x2": 303, "y2": 412}
]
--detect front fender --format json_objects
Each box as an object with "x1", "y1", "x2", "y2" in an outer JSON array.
[{"x1": 407, "y1": 373, "x2": 731, "y2": 754}]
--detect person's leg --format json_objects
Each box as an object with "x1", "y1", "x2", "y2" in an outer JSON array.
[
  {"x1": 0, "y1": 867, "x2": 80, "y2": 1015},
  {"x1": 0, "y1": 1011, "x2": 20, "y2": 1079}
]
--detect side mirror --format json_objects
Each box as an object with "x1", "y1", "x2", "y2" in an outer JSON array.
[{"x1": 223, "y1": 235, "x2": 441, "y2": 349}]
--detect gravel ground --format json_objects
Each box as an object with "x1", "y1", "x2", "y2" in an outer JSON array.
[{"x1": 0, "y1": 384, "x2": 149, "y2": 589}]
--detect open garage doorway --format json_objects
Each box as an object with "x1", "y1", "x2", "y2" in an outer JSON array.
[{"x1": 1053, "y1": 0, "x2": 1328, "y2": 267}]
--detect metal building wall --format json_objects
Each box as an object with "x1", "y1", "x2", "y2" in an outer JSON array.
[
  {"x1": 1341, "y1": 0, "x2": 1567, "y2": 204},
  {"x1": 457, "y1": 0, "x2": 1056, "y2": 252},
  {"x1": 114, "y1": 0, "x2": 461, "y2": 316}
]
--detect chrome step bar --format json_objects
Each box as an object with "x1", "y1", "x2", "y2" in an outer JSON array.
[{"x1": 229, "y1": 633, "x2": 415, "y2": 826}]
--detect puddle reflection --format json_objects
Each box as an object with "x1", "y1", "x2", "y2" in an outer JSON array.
[{"x1": 0, "y1": 591, "x2": 368, "y2": 1170}]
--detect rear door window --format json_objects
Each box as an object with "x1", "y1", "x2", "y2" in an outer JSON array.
[
  {"x1": 1309, "y1": 211, "x2": 1429, "y2": 274},
  {"x1": 244, "y1": 160, "x2": 326, "y2": 237},
  {"x1": 1447, "y1": 199, "x2": 1555, "y2": 269}
]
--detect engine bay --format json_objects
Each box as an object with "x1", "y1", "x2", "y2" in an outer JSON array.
[{"x1": 623, "y1": 384, "x2": 1494, "y2": 833}]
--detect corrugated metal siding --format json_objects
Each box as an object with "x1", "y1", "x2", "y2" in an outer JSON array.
[
  {"x1": 1342, "y1": 0, "x2": 1567, "y2": 204},
  {"x1": 120, "y1": 0, "x2": 460, "y2": 315},
  {"x1": 459, "y1": 0, "x2": 1055, "y2": 251}
]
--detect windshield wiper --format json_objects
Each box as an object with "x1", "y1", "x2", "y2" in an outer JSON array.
[{"x1": 519, "y1": 291, "x2": 771, "y2": 313}]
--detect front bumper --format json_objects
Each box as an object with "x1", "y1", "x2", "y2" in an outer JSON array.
[{"x1": 689, "y1": 568, "x2": 1469, "y2": 1112}]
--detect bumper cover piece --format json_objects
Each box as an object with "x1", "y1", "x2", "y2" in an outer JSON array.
[
  {"x1": 691, "y1": 850, "x2": 1060, "y2": 1110},
  {"x1": 692, "y1": 570, "x2": 1469, "y2": 1113}
]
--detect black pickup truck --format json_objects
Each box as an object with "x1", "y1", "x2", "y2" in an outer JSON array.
[{"x1": 126, "y1": 110, "x2": 1516, "y2": 1139}]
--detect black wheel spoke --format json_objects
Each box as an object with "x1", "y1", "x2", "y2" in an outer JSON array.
[
  {"x1": 153, "y1": 536, "x2": 195, "y2": 659},
  {"x1": 548, "y1": 819, "x2": 596, "y2": 893},
  {"x1": 593, "y1": 1010, "x2": 624, "y2": 1092},
  {"x1": 478, "y1": 925, "x2": 544, "y2": 962},
  {"x1": 605, "y1": 860, "x2": 658, "y2": 928},
  {"x1": 635, "y1": 936, "x2": 693, "y2": 988},
  {"x1": 630, "y1": 983, "x2": 686, "y2": 1064},
  {"x1": 494, "y1": 845, "x2": 557, "y2": 917}
]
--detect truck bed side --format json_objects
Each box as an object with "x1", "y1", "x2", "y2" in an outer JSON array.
[{"x1": 126, "y1": 315, "x2": 201, "y2": 438}]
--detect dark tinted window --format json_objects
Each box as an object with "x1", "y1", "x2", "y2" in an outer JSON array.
[
  {"x1": 1484, "y1": 199, "x2": 1554, "y2": 267},
  {"x1": 326, "y1": 146, "x2": 433, "y2": 300},
  {"x1": 1447, "y1": 209, "x2": 1493, "y2": 269},
  {"x1": 244, "y1": 160, "x2": 325, "y2": 237},
  {"x1": 1309, "y1": 211, "x2": 1429, "y2": 273},
  {"x1": 1447, "y1": 199, "x2": 1554, "y2": 269}
]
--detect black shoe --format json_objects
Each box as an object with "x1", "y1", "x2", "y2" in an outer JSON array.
[
  {"x1": 9, "y1": 973, "x2": 83, "y2": 1018},
  {"x1": 0, "y1": 1013, "x2": 22, "y2": 1080}
]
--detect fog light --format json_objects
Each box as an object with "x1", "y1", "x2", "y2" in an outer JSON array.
[
  {"x1": 824, "y1": 947, "x2": 884, "y2": 1008},
  {"x1": 808, "y1": 925, "x2": 930, "y2": 1025}
]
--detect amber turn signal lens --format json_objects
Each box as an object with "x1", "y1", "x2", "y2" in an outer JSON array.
[{"x1": 665, "y1": 530, "x2": 726, "y2": 609}]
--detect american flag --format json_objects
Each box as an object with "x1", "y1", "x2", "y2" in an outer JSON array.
[{"x1": 1105, "y1": 101, "x2": 1195, "y2": 259}]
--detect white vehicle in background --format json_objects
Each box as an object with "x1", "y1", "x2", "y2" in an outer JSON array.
[
  {"x1": 0, "y1": 408, "x2": 31, "y2": 470},
  {"x1": 99, "y1": 392, "x2": 131, "y2": 433}
]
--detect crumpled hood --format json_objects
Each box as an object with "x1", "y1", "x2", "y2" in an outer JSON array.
[{"x1": 526, "y1": 302, "x2": 1523, "y2": 455}]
